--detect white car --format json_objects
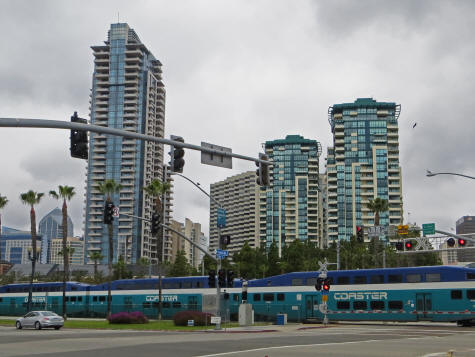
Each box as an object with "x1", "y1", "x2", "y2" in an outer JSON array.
[{"x1": 16, "y1": 311, "x2": 64, "y2": 330}]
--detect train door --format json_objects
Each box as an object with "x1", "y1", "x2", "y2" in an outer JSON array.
[
  {"x1": 416, "y1": 293, "x2": 433, "y2": 320},
  {"x1": 188, "y1": 296, "x2": 198, "y2": 311},
  {"x1": 305, "y1": 295, "x2": 320, "y2": 319}
]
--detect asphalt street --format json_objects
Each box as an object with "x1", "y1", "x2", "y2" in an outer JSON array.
[{"x1": 0, "y1": 324, "x2": 474, "y2": 357}]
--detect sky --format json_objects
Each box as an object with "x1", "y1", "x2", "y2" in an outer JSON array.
[{"x1": 0, "y1": 0, "x2": 474, "y2": 238}]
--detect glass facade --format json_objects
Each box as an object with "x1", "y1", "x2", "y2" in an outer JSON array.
[
  {"x1": 326, "y1": 98, "x2": 403, "y2": 242},
  {"x1": 259, "y1": 135, "x2": 321, "y2": 255}
]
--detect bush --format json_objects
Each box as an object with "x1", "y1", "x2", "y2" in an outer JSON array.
[
  {"x1": 107, "y1": 311, "x2": 149, "y2": 324},
  {"x1": 173, "y1": 311, "x2": 213, "y2": 326}
]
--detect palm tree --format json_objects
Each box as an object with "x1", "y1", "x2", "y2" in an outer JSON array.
[
  {"x1": 89, "y1": 251, "x2": 104, "y2": 278},
  {"x1": 143, "y1": 178, "x2": 171, "y2": 320},
  {"x1": 0, "y1": 194, "x2": 8, "y2": 261},
  {"x1": 49, "y1": 185, "x2": 75, "y2": 318},
  {"x1": 97, "y1": 179, "x2": 122, "y2": 317},
  {"x1": 20, "y1": 190, "x2": 44, "y2": 312},
  {"x1": 366, "y1": 197, "x2": 389, "y2": 226}
]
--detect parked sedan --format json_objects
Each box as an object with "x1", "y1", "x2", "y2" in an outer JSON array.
[{"x1": 16, "y1": 311, "x2": 64, "y2": 330}]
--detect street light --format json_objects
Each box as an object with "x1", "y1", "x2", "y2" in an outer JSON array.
[{"x1": 426, "y1": 170, "x2": 475, "y2": 180}]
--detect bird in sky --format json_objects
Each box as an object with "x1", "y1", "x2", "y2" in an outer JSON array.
[{"x1": 412, "y1": 122, "x2": 417, "y2": 128}]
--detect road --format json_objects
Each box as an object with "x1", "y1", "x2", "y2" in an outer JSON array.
[{"x1": 0, "y1": 323, "x2": 474, "y2": 357}]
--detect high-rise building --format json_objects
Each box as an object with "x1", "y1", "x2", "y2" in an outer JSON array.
[
  {"x1": 38, "y1": 207, "x2": 74, "y2": 264},
  {"x1": 0, "y1": 231, "x2": 42, "y2": 264},
  {"x1": 50, "y1": 237, "x2": 85, "y2": 265},
  {"x1": 326, "y1": 98, "x2": 403, "y2": 242},
  {"x1": 259, "y1": 135, "x2": 322, "y2": 256},
  {"x1": 84, "y1": 23, "x2": 169, "y2": 265},
  {"x1": 210, "y1": 171, "x2": 260, "y2": 255},
  {"x1": 169, "y1": 218, "x2": 208, "y2": 269}
]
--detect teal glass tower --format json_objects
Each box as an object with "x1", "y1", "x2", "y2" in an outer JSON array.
[
  {"x1": 84, "y1": 24, "x2": 167, "y2": 264},
  {"x1": 326, "y1": 98, "x2": 403, "y2": 242},
  {"x1": 259, "y1": 135, "x2": 322, "y2": 256}
]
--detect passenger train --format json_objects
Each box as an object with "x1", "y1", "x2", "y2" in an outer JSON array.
[{"x1": 1, "y1": 265, "x2": 474, "y2": 326}]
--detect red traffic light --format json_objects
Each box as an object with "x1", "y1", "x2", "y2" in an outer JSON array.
[
  {"x1": 458, "y1": 238, "x2": 466, "y2": 247},
  {"x1": 405, "y1": 241, "x2": 413, "y2": 250}
]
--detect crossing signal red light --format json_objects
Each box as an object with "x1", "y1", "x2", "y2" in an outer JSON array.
[
  {"x1": 458, "y1": 238, "x2": 466, "y2": 247},
  {"x1": 322, "y1": 278, "x2": 331, "y2": 291},
  {"x1": 405, "y1": 241, "x2": 413, "y2": 250},
  {"x1": 447, "y1": 238, "x2": 456, "y2": 247}
]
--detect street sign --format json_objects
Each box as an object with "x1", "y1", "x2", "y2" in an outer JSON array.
[
  {"x1": 367, "y1": 226, "x2": 387, "y2": 238},
  {"x1": 210, "y1": 316, "x2": 221, "y2": 324},
  {"x1": 216, "y1": 249, "x2": 229, "y2": 259},
  {"x1": 422, "y1": 223, "x2": 435, "y2": 236},
  {"x1": 397, "y1": 224, "x2": 409, "y2": 235},
  {"x1": 217, "y1": 208, "x2": 226, "y2": 228},
  {"x1": 112, "y1": 206, "x2": 119, "y2": 217},
  {"x1": 201, "y1": 142, "x2": 232, "y2": 169}
]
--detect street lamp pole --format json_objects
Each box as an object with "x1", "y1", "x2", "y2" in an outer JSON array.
[{"x1": 426, "y1": 170, "x2": 475, "y2": 180}]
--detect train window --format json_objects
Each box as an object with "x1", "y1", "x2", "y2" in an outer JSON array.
[
  {"x1": 93, "y1": 296, "x2": 98, "y2": 302},
  {"x1": 277, "y1": 294, "x2": 285, "y2": 301},
  {"x1": 152, "y1": 302, "x2": 159, "y2": 308},
  {"x1": 163, "y1": 302, "x2": 171, "y2": 308},
  {"x1": 143, "y1": 302, "x2": 151, "y2": 308},
  {"x1": 467, "y1": 290, "x2": 475, "y2": 299},
  {"x1": 0, "y1": 298, "x2": 2, "y2": 302},
  {"x1": 253, "y1": 294, "x2": 261, "y2": 302},
  {"x1": 370, "y1": 275, "x2": 384, "y2": 284},
  {"x1": 195, "y1": 282, "x2": 202, "y2": 288},
  {"x1": 466, "y1": 273, "x2": 475, "y2": 280},
  {"x1": 451, "y1": 290, "x2": 462, "y2": 299},
  {"x1": 353, "y1": 301, "x2": 367, "y2": 310},
  {"x1": 172, "y1": 302, "x2": 181, "y2": 308},
  {"x1": 99, "y1": 296, "x2": 106, "y2": 302},
  {"x1": 183, "y1": 282, "x2": 192, "y2": 289},
  {"x1": 426, "y1": 273, "x2": 440, "y2": 282},
  {"x1": 291, "y1": 279, "x2": 303, "y2": 286},
  {"x1": 307, "y1": 278, "x2": 317, "y2": 286},
  {"x1": 70, "y1": 297, "x2": 77, "y2": 302},
  {"x1": 337, "y1": 301, "x2": 350, "y2": 309},
  {"x1": 388, "y1": 301, "x2": 403, "y2": 310},
  {"x1": 406, "y1": 274, "x2": 421, "y2": 283},
  {"x1": 354, "y1": 276, "x2": 367, "y2": 284},
  {"x1": 78, "y1": 296, "x2": 82, "y2": 302},
  {"x1": 263, "y1": 293, "x2": 274, "y2": 302},
  {"x1": 370, "y1": 301, "x2": 385, "y2": 310},
  {"x1": 388, "y1": 274, "x2": 402, "y2": 283},
  {"x1": 72, "y1": 287, "x2": 77, "y2": 291},
  {"x1": 337, "y1": 276, "x2": 350, "y2": 285}
]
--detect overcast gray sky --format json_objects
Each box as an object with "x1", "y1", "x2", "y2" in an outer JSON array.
[{"x1": 1, "y1": 0, "x2": 474, "y2": 238}]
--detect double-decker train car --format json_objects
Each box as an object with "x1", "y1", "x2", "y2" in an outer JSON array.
[{"x1": 0, "y1": 265, "x2": 474, "y2": 325}]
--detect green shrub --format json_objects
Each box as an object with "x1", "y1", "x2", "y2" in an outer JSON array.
[{"x1": 173, "y1": 311, "x2": 213, "y2": 326}]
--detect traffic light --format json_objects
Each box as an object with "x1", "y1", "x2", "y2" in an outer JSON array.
[
  {"x1": 255, "y1": 153, "x2": 270, "y2": 187},
  {"x1": 169, "y1": 135, "x2": 185, "y2": 173},
  {"x1": 458, "y1": 238, "x2": 467, "y2": 247},
  {"x1": 356, "y1": 226, "x2": 364, "y2": 242},
  {"x1": 70, "y1": 112, "x2": 88, "y2": 160},
  {"x1": 395, "y1": 242, "x2": 404, "y2": 251},
  {"x1": 226, "y1": 270, "x2": 234, "y2": 288},
  {"x1": 208, "y1": 270, "x2": 216, "y2": 288},
  {"x1": 447, "y1": 238, "x2": 456, "y2": 247},
  {"x1": 322, "y1": 278, "x2": 331, "y2": 291},
  {"x1": 315, "y1": 277, "x2": 324, "y2": 291},
  {"x1": 405, "y1": 240, "x2": 413, "y2": 250},
  {"x1": 151, "y1": 212, "x2": 160, "y2": 235},
  {"x1": 218, "y1": 269, "x2": 226, "y2": 288},
  {"x1": 103, "y1": 202, "x2": 114, "y2": 224},
  {"x1": 220, "y1": 235, "x2": 231, "y2": 246}
]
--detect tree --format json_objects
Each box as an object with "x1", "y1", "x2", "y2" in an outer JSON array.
[
  {"x1": 143, "y1": 178, "x2": 171, "y2": 320},
  {"x1": 0, "y1": 194, "x2": 8, "y2": 261},
  {"x1": 50, "y1": 184, "x2": 75, "y2": 319},
  {"x1": 20, "y1": 190, "x2": 44, "y2": 312},
  {"x1": 266, "y1": 242, "x2": 281, "y2": 277},
  {"x1": 168, "y1": 250, "x2": 192, "y2": 277},
  {"x1": 89, "y1": 251, "x2": 104, "y2": 279},
  {"x1": 366, "y1": 197, "x2": 389, "y2": 226},
  {"x1": 234, "y1": 241, "x2": 257, "y2": 279},
  {"x1": 113, "y1": 256, "x2": 133, "y2": 280},
  {"x1": 97, "y1": 179, "x2": 122, "y2": 317}
]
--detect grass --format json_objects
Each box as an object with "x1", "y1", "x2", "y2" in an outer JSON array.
[{"x1": 0, "y1": 318, "x2": 245, "y2": 331}]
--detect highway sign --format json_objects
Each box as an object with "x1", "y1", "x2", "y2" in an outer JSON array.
[
  {"x1": 112, "y1": 206, "x2": 119, "y2": 217},
  {"x1": 422, "y1": 223, "x2": 435, "y2": 236},
  {"x1": 217, "y1": 208, "x2": 226, "y2": 228},
  {"x1": 216, "y1": 249, "x2": 229, "y2": 259}
]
